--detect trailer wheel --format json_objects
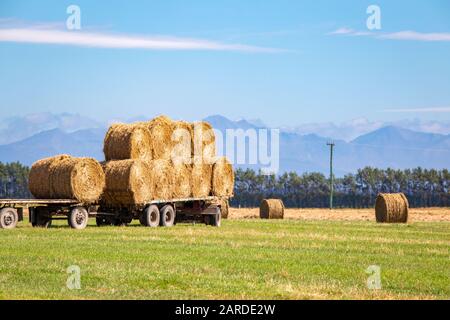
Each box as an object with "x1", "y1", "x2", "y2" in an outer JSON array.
[
  {"x1": 206, "y1": 212, "x2": 221, "y2": 227},
  {"x1": 160, "y1": 205, "x2": 175, "y2": 227},
  {"x1": 143, "y1": 205, "x2": 160, "y2": 227},
  {"x1": 31, "y1": 207, "x2": 52, "y2": 228},
  {"x1": 68, "y1": 207, "x2": 89, "y2": 230},
  {"x1": 0, "y1": 208, "x2": 18, "y2": 229}
]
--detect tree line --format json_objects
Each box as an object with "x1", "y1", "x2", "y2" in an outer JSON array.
[
  {"x1": 0, "y1": 162, "x2": 448, "y2": 208},
  {"x1": 233, "y1": 167, "x2": 450, "y2": 208}
]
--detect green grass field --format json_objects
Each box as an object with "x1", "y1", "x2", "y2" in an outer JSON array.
[{"x1": 0, "y1": 219, "x2": 449, "y2": 300}]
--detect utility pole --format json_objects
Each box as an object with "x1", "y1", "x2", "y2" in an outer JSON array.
[{"x1": 326, "y1": 141, "x2": 335, "y2": 210}]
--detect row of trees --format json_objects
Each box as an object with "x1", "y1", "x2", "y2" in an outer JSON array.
[
  {"x1": 0, "y1": 162, "x2": 31, "y2": 199},
  {"x1": 0, "y1": 162, "x2": 448, "y2": 208},
  {"x1": 233, "y1": 167, "x2": 450, "y2": 208}
]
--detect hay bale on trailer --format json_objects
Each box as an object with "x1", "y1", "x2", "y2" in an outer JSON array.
[
  {"x1": 191, "y1": 163, "x2": 212, "y2": 198},
  {"x1": 142, "y1": 115, "x2": 174, "y2": 160},
  {"x1": 211, "y1": 157, "x2": 234, "y2": 197},
  {"x1": 220, "y1": 199, "x2": 230, "y2": 219},
  {"x1": 28, "y1": 154, "x2": 71, "y2": 199},
  {"x1": 29, "y1": 155, "x2": 105, "y2": 203},
  {"x1": 171, "y1": 120, "x2": 193, "y2": 164},
  {"x1": 103, "y1": 123, "x2": 153, "y2": 162},
  {"x1": 149, "y1": 159, "x2": 174, "y2": 200},
  {"x1": 260, "y1": 199, "x2": 285, "y2": 219},
  {"x1": 192, "y1": 121, "x2": 216, "y2": 164},
  {"x1": 102, "y1": 159, "x2": 153, "y2": 205},
  {"x1": 172, "y1": 162, "x2": 192, "y2": 198},
  {"x1": 375, "y1": 193, "x2": 409, "y2": 223}
]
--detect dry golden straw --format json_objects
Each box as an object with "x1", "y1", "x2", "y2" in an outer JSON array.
[
  {"x1": 192, "y1": 121, "x2": 216, "y2": 164},
  {"x1": 149, "y1": 159, "x2": 174, "y2": 200},
  {"x1": 102, "y1": 159, "x2": 153, "y2": 205},
  {"x1": 143, "y1": 115, "x2": 174, "y2": 160},
  {"x1": 172, "y1": 162, "x2": 192, "y2": 198},
  {"x1": 171, "y1": 120, "x2": 193, "y2": 165},
  {"x1": 211, "y1": 157, "x2": 234, "y2": 197},
  {"x1": 191, "y1": 163, "x2": 212, "y2": 198},
  {"x1": 260, "y1": 199, "x2": 285, "y2": 219},
  {"x1": 29, "y1": 155, "x2": 105, "y2": 203},
  {"x1": 103, "y1": 123, "x2": 153, "y2": 162},
  {"x1": 375, "y1": 193, "x2": 409, "y2": 223}
]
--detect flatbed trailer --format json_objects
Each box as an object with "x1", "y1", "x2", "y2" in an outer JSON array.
[{"x1": 0, "y1": 196, "x2": 226, "y2": 230}]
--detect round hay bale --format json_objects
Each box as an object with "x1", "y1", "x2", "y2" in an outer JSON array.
[
  {"x1": 211, "y1": 157, "x2": 234, "y2": 197},
  {"x1": 375, "y1": 193, "x2": 409, "y2": 223},
  {"x1": 191, "y1": 163, "x2": 212, "y2": 198},
  {"x1": 172, "y1": 162, "x2": 192, "y2": 198},
  {"x1": 220, "y1": 199, "x2": 230, "y2": 219},
  {"x1": 149, "y1": 159, "x2": 174, "y2": 200},
  {"x1": 144, "y1": 115, "x2": 174, "y2": 160},
  {"x1": 28, "y1": 154, "x2": 71, "y2": 199},
  {"x1": 103, "y1": 123, "x2": 152, "y2": 162},
  {"x1": 192, "y1": 121, "x2": 216, "y2": 164},
  {"x1": 260, "y1": 199, "x2": 285, "y2": 219},
  {"x1": 102, "y1": 160, "x2": 153, "y2": 206},
  {"x1": 171, "y1": 120, "x2": 193, "y2": 165}
]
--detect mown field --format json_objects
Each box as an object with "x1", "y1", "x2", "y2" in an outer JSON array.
[{"x1": 0, "y1": 209, "x2": 449, "y2": 300}]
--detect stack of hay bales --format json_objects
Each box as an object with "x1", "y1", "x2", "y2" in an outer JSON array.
[
  {"x1": 28, "y1": 155, "x2": 105, "y2": 203},
  {"x1": 260, "y1": 199, "x2": 285, "y2": 219},
  {"x1": 375, "y1": 193, "x2": 409, "y2": 223},
  {"x1": 101, "y1": 115, "x2": 234, "y2": 206}
]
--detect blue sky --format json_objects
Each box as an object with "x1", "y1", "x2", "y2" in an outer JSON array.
[{"x1": 1, "y1": 0, "x2": 450, "y2": 126}]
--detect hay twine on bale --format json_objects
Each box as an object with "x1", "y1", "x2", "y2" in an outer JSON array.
[
  {"x1": 211, "y1": 157, "x2": 234, "y2": 197},
  {"x1": 143, "y1": 115, "x2": 174, "y2": 160},
  {"x1": 375, "y1": 193, "x2": 409, "y2": 223},
  {"x1": 171, "y1": 120, "x2": 193, "y2": 165},
  {"x1": 103, "y1": 123, "x2": 153, "y2": 162},
  {"x1": 192, "y1": 121, "x2": 216, "y2": 165},
  {"x1": 102, "y1": 159, "x2": 153, "y2": 206},
  {"x1": 149, "y1": 159, "x2": 174, "y2": 200},
  {"x1": 29, "y1": 155, "x2": 105, "y2": 203},
  {"x1": 260, "y1": 199, "x2": 285, "y2": 219},
  {"x1": 191, "y1": 163, "x2": 212, "y2": 198},
  {"x1": 172, "y1": 162, "x2": 192, "y2": 199}
]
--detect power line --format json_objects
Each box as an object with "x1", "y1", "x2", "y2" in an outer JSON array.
[{"x1": 326, "y1": 141, "x2": 335, "y2": 210}]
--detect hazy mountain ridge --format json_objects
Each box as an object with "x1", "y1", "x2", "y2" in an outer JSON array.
[{"x1": 0, "y1": 114, "x2": 449, "y2": 175}]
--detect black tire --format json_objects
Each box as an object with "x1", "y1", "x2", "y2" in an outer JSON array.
[
  {"x1": 160, "y1": 205, "x2": 175, "y2": 227},
  {"x1": 31, "y1": 207, "x2": 52, "y2": 228},
  {"x1": 139, "y1": 214, "x2": 147, "y2": 226},
  {"x1": 96, "y1": 216, "x2": 111, "y2": 227},
  {"x1": 143, "y1": 205, "x2": 160, "y2": 227},
  {"x1": 0, "y1": 208, "x2": 18, "y2": 229},
  {"x1": 209, "y1": 213, "x2": 221, "y2": 227},
  {"x1": 68, "y1": 207, "x2": 89, "y2": 230}
]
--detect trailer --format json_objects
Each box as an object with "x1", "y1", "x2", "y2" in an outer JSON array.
[{"x1": 0, "y1": 196, "x2": 226, "y2": 230}]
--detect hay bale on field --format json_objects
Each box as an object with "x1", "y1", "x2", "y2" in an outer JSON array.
[
  {"x1": 103, "y1": 123, "x2": 152, "y2": 161},
  {"x1": 28, "y1": 154, "x2": 71, "y2": 199},
  {"x1": 149, "y1": 159, "x2": 174, "y2": 200},
  {"x1": 171, "y1": 120, "x2": 193, "y2": 164},
  {"x1": 375, "y1": 193, "x2": 409, "y2": 223},
  {"x1": 172, "y1": 162, "x2": 192, "y2": 198},
  {"x1": 211, "y1": 157, "x2": 234, "y2": 197},
  {"x1": 260, "y1": 199, "x2": 285, "y2": 219},
  {"x1": 29, "y1": 155, "x2": 105, "y2": 203},
  {"x1": 220, "y1": 199, "x2": 230, "y2": 219},
  {"x1": 102, "y1": 160, "x2": 153, "y2": 205},
  {"x1": 142, "y1": 115, "x2": 174, "y2": 160},
  {"x1": 191, "y1": 163, "x2": 212, "y2": 198},
  {"x1": 192, "y1": 121, "x2": 216, "y2": 164}
]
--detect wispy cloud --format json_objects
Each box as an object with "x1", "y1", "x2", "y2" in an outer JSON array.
[
  {"x1": 382, "y1": 107, "x2": 450, "y2": 113},
  {"x1": 0, "y1": 22, "x2": 282, "y2": 53},
  {"x1": 329, "y1": 27, "x2": 450, "y2": 42}
]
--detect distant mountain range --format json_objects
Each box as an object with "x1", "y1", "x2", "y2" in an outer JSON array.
[{"x1": 0, "y1": 113, "x2": 449, "y2": 176}]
